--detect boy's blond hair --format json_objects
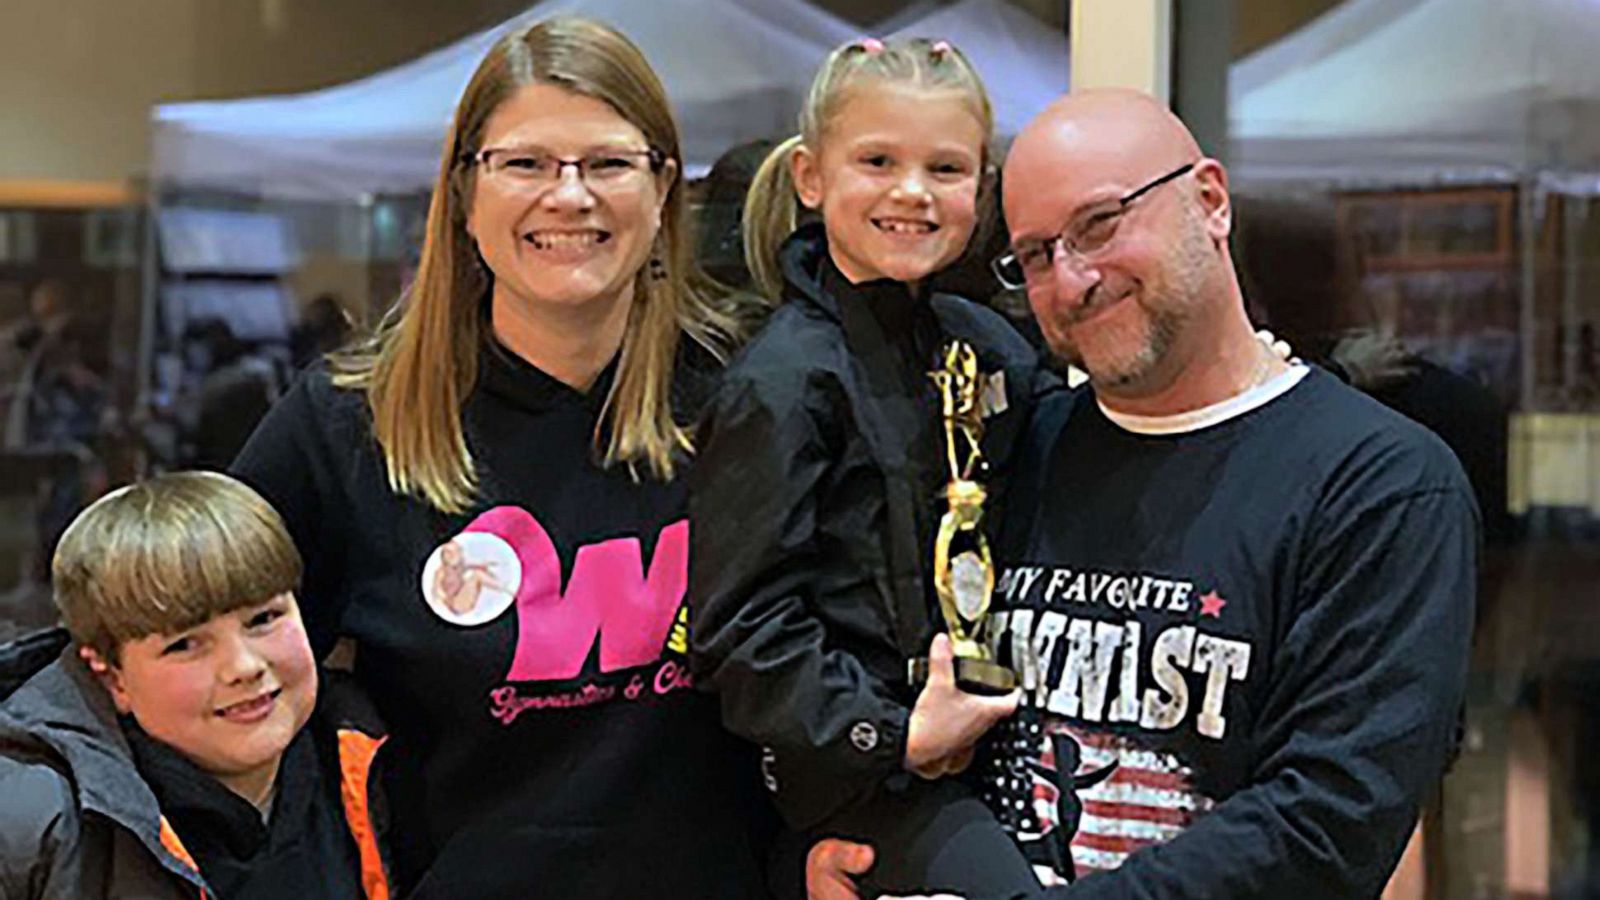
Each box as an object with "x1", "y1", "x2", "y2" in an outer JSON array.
[{"x1": 52, "y1": 471, "x2": 302, "y2": 662}]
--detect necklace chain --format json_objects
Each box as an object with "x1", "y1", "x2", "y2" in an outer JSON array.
[{"x1": 1243, "y1": 342, "x2": 1278, "y2": 394}]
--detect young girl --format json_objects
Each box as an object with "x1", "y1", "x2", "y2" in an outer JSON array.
[{"x1": 689, "y1": 37, "x2": 1043, "y2": 898}]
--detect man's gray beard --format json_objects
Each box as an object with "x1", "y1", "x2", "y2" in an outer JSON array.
[
  {"x1": 1072, "y1": 303, "x2": 1184, "y2": 391},
  {"x1": 1084, "y1": 216, "x2": 1211, "y2": 390}
]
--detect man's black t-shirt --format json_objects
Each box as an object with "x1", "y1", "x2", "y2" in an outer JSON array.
[{"x1": 982, "y1": 367, "x2": 1477, "y2": 898}]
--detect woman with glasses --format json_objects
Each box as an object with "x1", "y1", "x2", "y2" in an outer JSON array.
[{"x1": 232, "y1": 17, "x2": 772, "y2": 898}]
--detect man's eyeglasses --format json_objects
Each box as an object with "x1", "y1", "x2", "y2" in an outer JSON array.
[
  {"x1": 992, "y1": 162, "x2": 1197, "y2": 290},
  {"x1": 464, "y1": 146, "x2": 665, "y2": 190}
]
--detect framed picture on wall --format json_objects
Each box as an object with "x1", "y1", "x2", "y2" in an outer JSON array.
[
  {"x1": 83, "y1": 207, "x2": 141, "y2": 268},
  {"x1": 0, "y1": 212, "x2": 39, "y2": 264},
  {"x1": 1338, "y1": 187, "x2": 1515, "y2": 273}
]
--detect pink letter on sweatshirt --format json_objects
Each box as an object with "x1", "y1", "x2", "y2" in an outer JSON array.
[{"x1": 461, "y1": 506, "x2": 688, "y2": 683}]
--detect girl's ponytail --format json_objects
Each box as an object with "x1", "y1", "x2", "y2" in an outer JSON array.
[{"x1": 741, "y1": 134, "x2": 804, "y2": 300}]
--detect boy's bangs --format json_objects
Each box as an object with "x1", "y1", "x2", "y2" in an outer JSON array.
[
  {"x1": 53, "y1": 472, "x2": 303, "y2": 653},
  {"x1": 92, "y1": 511, "x2": 301, "y2": 643}
]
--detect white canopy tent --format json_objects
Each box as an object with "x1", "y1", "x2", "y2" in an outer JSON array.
[
  {"x1": 887, "y1": 0, "x2": 1069, "y2": 139},
  {"x1": 1229, "y1": 0, "x2": 1600, "y2": 188},
  {"x1": 151, "y1": 0, "x2": 856, "y2": 200},
  {"x1": 1230, "y1": 0, "x2": 1600, "y2": 475}
]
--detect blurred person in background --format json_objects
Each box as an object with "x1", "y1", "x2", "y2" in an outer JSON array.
[
  {"x1": 4, "y1": 279, "x2": 105, "y2": 454},
  {"x1": 695, "y1": 138, "x2": 776, "y2": 290},
  {"x1": 189, "y1": 319, "x2": 280, "y2": 471},
  {"x1": 290, "y1": 293, "x2": 353, "y2": 370},
  {"x1": 2, "y1": 279, "x2": 107, "y2": 590}
]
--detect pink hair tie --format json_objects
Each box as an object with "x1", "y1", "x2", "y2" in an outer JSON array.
[
  {"x1": 857, "y1": 37, "x2": 885, "y2": 53},
  {"x1": 930, "y1": 40, "x2": 952, "y2": 57}
]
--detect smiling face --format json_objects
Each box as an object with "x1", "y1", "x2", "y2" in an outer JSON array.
[
  {"x1": 1004, "y1": 93, "x2": 1229, "y2": 394},
  {"x1": 792, "y1": 82, "x2": 985, "y2": 287},
  {"x1": 96, "y1": 593, "x2": 316, "y2": 804},
  {"x1": 1008, "y1": 168, "x2": 1210, "y2": 387},
  {"x1": 466, "y1": 82, "x2": 675, "y2": 322}
]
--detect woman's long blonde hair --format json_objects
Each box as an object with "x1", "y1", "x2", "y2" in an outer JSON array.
[
  {"x1": 333, "y1": 17, "x2": 739, "y2": 513},
  {"x1": 742, "y1": 37, "x2": 998, "y2": 300}
]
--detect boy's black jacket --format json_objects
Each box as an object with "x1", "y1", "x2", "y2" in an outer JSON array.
[{"x1": 0, "y1": 627, "x2": 391, "y2": 899}]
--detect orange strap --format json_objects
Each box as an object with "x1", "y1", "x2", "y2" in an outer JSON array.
[
  {"x1": 337, "y1": 730, "x2": 391, "y2": 900},
  {"x1": 157, "y1": 816, "x2": 210, "y2": 899}
]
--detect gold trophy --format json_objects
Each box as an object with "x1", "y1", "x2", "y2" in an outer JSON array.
[{"x1": 908, "y1": 340, "x2": 1017, "y2": 695}]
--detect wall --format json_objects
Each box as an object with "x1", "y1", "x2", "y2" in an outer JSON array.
[
  {"x1": 1234, "y1": 0, "x2": 1344, "y2": 57},
  {"x1": 0, "y1": 0, "x2": 1075, "y2": 185},
  {"x1": 0, "y1": 0, "x2": 528, "y2": 184},
  {"x1": 0, "y1": 0, "x2": 200, "y2": 183}
]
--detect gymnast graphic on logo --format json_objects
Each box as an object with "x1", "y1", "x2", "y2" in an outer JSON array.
[{"x1": 420, "y1": 532, "x2": 521, "y2": 625}]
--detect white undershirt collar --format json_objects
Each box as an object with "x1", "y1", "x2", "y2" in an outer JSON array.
[{"x1": 1098, "y1": 363, "x2": 1310, "y2": 435}]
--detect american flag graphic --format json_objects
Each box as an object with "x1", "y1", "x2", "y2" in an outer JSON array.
[{"x1": 1025, "y1": 725, "x2": 1216, "y2": 882}]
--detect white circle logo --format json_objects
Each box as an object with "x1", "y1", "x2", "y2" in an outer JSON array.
[{"x1": 419, "y1": 531, "x2": 521, "y2": 626}]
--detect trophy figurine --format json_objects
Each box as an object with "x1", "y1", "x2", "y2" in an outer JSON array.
[{"x1": 908, "y1": 340, "x2": 1017, "y2": 695}]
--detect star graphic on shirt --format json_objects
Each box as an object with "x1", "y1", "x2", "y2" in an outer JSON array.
[{"x1": 1199, "y1": 590, "x2": 1227, "y2": 618}]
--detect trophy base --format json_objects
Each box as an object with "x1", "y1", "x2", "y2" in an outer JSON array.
[{"x1": 907, "y1": 656, "x2": 1017, "y2": 696}]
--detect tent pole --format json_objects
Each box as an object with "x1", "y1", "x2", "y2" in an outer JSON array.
[
  {"x1": 1070, "y1": 0, "x2": 1172, "y2": 102},
  {"x1": 1561, "y1": 191, "x2": 1583, "y2": 389},
  {"x1": 135, "y1": 186, "x2": 161, "y2": 435},
  {"x1": 1172, "y1": 0, "x2": 1234, "y2": 163},
  {"x1": 1518, "y1": 180, "x2": 1539, "y2": 413}
]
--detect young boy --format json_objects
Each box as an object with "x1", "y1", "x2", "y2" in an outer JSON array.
[{"x1": 0, "y1": 471, "x2": 389, "y2": 899}]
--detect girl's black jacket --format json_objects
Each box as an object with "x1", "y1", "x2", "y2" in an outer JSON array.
[{"x1": 689, "y1": 223, "x2": 1045, "y2": 829}]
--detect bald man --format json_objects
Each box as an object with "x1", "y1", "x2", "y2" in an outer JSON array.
[{"x1": 807, "y1": 90, "x2": 1476, "y2": 900}]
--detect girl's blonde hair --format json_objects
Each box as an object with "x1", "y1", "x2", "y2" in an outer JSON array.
[
  {"x1": 743, "y1": 37, "x2": 997, "y2": 299},
  {"x1": 333, "y1": 16, "x2": 740, "y2": 512}
]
